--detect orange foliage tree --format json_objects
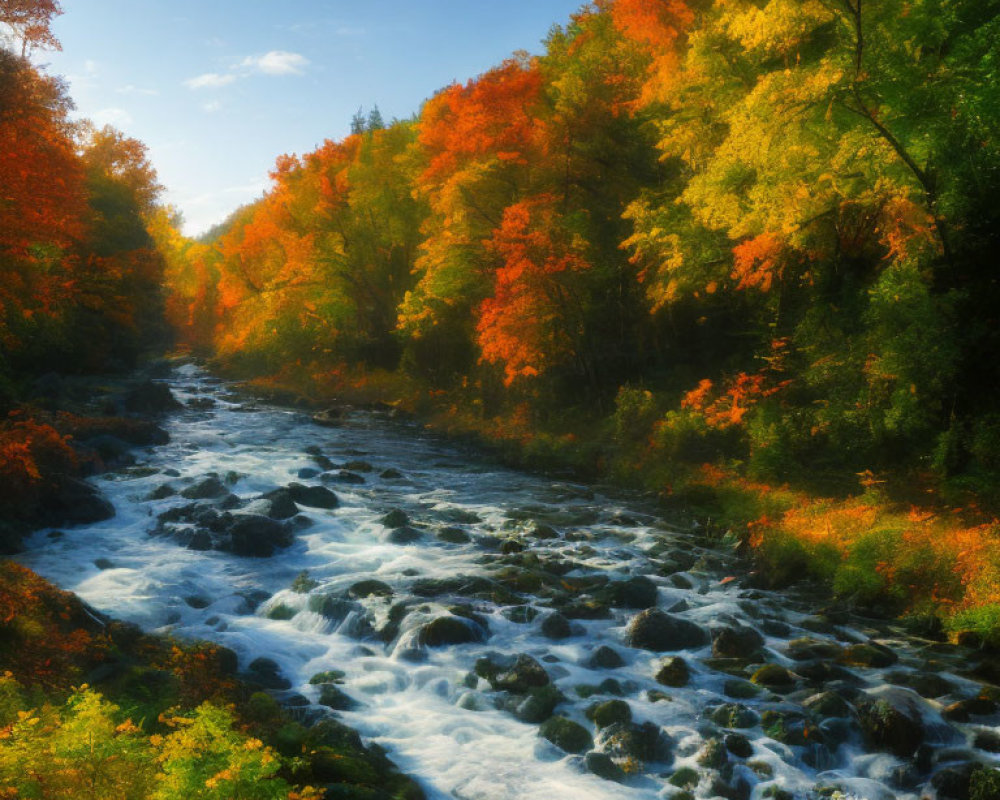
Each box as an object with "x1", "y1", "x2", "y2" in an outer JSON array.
[{"x1": 477, "y1": 196, "x2": 591, "y2": 386}]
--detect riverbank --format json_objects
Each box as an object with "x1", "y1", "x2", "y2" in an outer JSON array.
[{"x1": 235, "y1": 361, "x2": 1000, "y2": 648}]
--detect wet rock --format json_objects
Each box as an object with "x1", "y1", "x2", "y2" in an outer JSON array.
[
  {"x1": 523, "y1": 521, "x2": 559, "y2": 539},
  {"x1": 796, "y1": 659, "x2": 862, "y2": 686},
  {"x1": 188, "y1": 530, "x2": 212, "y2": 550},
  {"x1": 34, "y1": 476, "x2": 116, "y2": 531},
  {"x1": 84, "y1": 434, "x2": 136, "y2": 467},
  {"x1": 855, "y1": 690, "x2": 925, "y2": 757},
  {"x1": 656, "y1": 657, "x2": 690, "y2": 687},
  {"x1": 508, "y1": 685, "x2": 563, "y2": 723},
  {"x1": 348, "y1": 579, "x2": 393, "y2": 599},
  {"x1": 932, "y1": 763, "x2": 982, "y2": 800},
  {"x1": 310, "y1": 454, "x2": 335, "y2": 470},
  {"x1": 147, "y1": 484, "x2": 176, "y2": 500},
  {"x1": 180, "y1": 476, "x2": 229, "y2": 500},
  {"x1": 246, "y1": 657, "x2": 291, "y2": 690},
  {"x1": 669, "y1": 766, "x2": 699, "y2": 788},
  {"x1": 588, "y1": 646, "x2": 625, "y2": 670},
  {"x1": 697, "y1": 737, "x2": 728, "y2": 769},
  {"x1": 437, "y1": 527, "x2": 471, "y2": 544},
  {"x1": 296, "y1": 467, "x2": 320, "y2": 479},
  {"x1": 258, "y1": 488, "x2": 299, "y2": 520},
  {"x1": 723, "y1": 680, "x2": 759, "y2": 699},
  {"x1": 386, "y1": 526, "x2": 422, "y2": 545},
  {"x1": 626, "y1": 609, "x2": 710, "y2": 652},
  {"x1": 417, "y1": 615, "x2": 488, "y2": 647},
  {"x1": 605, "y1": 576, "x2": 659, "y2": 609},
  {"x1": 974, "y1": 729, "x2": 1000, "y2": 752},
  {"x1": 557, "y1": 598, "x2": 612, "y2": 620},
  {"x1": 290, "y1": 571, "x2": 318, "y2": 593},
  {"x1": 761, "y1": 618, "x2": 792, "y2": 637},
  {"x1": 411, "y1": 575, "x2": 511, "y2": 602},
  {"x1": 942, "y1": 695, "x2": 998, "y2": 722},
  {"x1": 380, "y1": 468, "x2": 403, "y2": 479},
  {"x1": 286, "y1": 483, "x2": 338, "y2": 509},
  {"x1": 541, "y1": 612, "x2": 572, "y2": 640},
  {"x1": 597, "y1": 721, "x2": 670, "y2": 767},
  {"x1": 502, "y1": 606, "x2": 538, "y2": 624},
  {"x1": 761, "y1": 710, "x2": 815, "y2": 747},
  {"x1": 311, "y1": 408, "x2": 343, "y2": 427},
  {"x1": 712, "y1": 626, "x2": 766, "y2": 658},
  {"x1": 308, "y1": 595, "x2": 356, "y2": 622},
  {"x1": 481, "y1": 653, "x2": 550, "y2": 694},
  {"x1": 266, "y1": 603, "x2": 297, "y2": 620},
  {"x1": 901, "y1": 613, "x2": 946, "y2": 641},
  {"x1": 710, "y1": 703, "x2": 758, "y2": 729},
  {"x1": 381, "y1": 509, "x2": 409, "y2": 528},
  {"x1": 343, "y1": 460, "x2": 373, "y2": 473},
  {"x1": 327, "y1": 470, "x2": 366, "y2": 485},
  {"x1": 668, "y1": 574, "x2": 694, "y2": 590},
  {"x1": 318, "y1": 684, "x2": 359, "y2": 711},
  {"x1": 586, "y1": 699, "x2": 631, "y2": 729},
  {"x1": 839, "y1": 642, "x2": 898, "y2": 668},
  {"x1": 228, "y1": 514, "x2": 293, "y2": 557},
  {"x1": 501, "y1": 538, "x2": 526, "y2": 555},
  {"x1": 436, "y1": 508, "x2": 481, "y2": 525},
  {"x1": 725, "y1": 732, "x2": 754, "y2": 758},
  {"x1": 803, "y1": 690, "x2": 852, "y2": 718},
  {"x1": 710, "y1": 775, "x2": 751, "y2": 800},
  {"x1": 751, "y1": 664, "x2": 796, "y2": 689},
  {"x1": 585, "y1": 751, "x2": 626, "y2": 782},
  {"x1": 785, "y1": 637, "x2": 843, "y2": 661},
  {"x1": 94, "y1": 557, "x2": 115, "y2": 570},
  {"x1": 539, "y1": 716, "x2": 593, "y2": 754},
  {"x1": 885, "y1": 670, "x2": 954, "y2": 698},
  {"x1": 123, "y1": 380, "x2": 182, "y2": 414},
  {"x1": 309, "y1": 670, "x2": 346, "y2": 685}
]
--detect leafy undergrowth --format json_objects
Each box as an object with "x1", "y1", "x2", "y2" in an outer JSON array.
[{"x1": 0, "y1": 561, "x2": 424, "y2": 800}]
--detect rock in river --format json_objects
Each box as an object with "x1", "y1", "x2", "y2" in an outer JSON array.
[{"x1": 626, "y1": 608, "x2": 709, "y2": 652}]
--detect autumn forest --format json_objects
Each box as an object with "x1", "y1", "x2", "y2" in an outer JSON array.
[{"x1": 4, "y1": 0, "x2": 1000, "y2": 798}]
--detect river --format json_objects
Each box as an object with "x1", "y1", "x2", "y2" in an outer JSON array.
[{"x1": 16, "y1": 363, "x2": 998, "y2": 800}]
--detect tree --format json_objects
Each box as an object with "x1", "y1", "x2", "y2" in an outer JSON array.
[{"x1": 0, "y1": 0, "x2": 62, "y2": 56}]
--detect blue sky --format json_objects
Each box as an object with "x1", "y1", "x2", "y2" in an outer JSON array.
[{"x1": 38, "y1": 1, "x2": 585, "y2": 235}]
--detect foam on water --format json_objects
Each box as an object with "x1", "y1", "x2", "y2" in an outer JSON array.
[{"x1": 16, "y1": 363, "x2": 999, "y2": 799}]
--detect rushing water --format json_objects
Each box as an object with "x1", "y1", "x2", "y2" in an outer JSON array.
[{"x1": 17, "y1": 364, "x2": 1000, "y2": 800}]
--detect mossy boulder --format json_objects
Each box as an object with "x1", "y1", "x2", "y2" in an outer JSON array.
[
  {"x1": 586, "y1": 699, "x2": 632, "y2": 729},
  {"x1": 626, "y1": 609, "x2": 709, "y2": 652},
  {"x1": 318, "y1": 684, "x2": 359, "y2": 711},
  {"x1": 417, "y1": 615, "x2": 487, "y2": 647},
  {"x1": 855, "y1": 692, "x2": 925, "y2": 757},
  {"x1": 656, "y1": 656, "x2": 690, "y2": 687},
  {"x1": 539, "y1": 716, "x2": 593, "y2": 754},
  {"x1": 712, "y1": 626, "x2": 766, "y2": 659},
  {"x1": 751, "y1": 664, "x2": 796, "y2": 689}
]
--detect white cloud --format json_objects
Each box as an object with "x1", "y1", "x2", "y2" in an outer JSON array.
[
  {"x1": 117, "y1": 84, "x2": 159, "y2": 96},
  {"x1": 91, "y1": 107, "x2": 133, "y2": 128},
  {"x1": 184, "y1": 50, "x2": 309, "y2": 92},
  {"x1": 241, "y1": 50, "x2": 309, "y2": 76},
  {"x1": 185, "y1": 72, "x2": 237, "y2": 90},
  {"x1": 202, "y1": 100, "x2": 222, "y2": 113}
]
